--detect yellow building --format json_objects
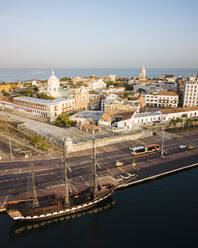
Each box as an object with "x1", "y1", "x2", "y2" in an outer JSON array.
[{"x1": 70, "y1": 86, "x2": 89, "y2": 111}]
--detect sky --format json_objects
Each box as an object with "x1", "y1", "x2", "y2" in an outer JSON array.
[{"x1": 0, "y1": 0, "x2": 198, "y2": 68}]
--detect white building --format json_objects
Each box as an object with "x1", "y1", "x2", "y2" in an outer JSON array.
[
  {"x1": 142, "y1": 91, "x2": 178, "y2": 108},
  {"x1": 87, "y1": 79, "x2": 106, "y2": 91},
  {"x1": 0, "y1": 96, "x2": 75, "y2": 122},
  {"x1": 102, "y1": 86, "x2": 125, "y2": 94},
  {"x1": 182, "y1": 80, "x2": 198, "y2": 107},
  {"x1": 133, "y1": 111, "x2": 162, "y2": 127},
  {"x1": 101, "y1": 94, "x2": 118, "y2": 111},
  {"x1": 160, "y1": 107, "x2": 198, "y2": 122},
  {"x1": 47, "y1": 70, "x2": 60, "y2": 98}
]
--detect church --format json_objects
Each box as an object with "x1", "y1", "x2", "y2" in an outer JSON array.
[
  {"x1": 47, "y1": 69, "x2": 61, "y2": 98},
  {"x1": 139, "y1": 65, "x2": 146, "y2": 81}
]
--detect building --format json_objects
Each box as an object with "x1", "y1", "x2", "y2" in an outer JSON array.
[
  {"x1": 70, "y1": 110, "x2": 104, "y2": 126},
  {"x1": 182, "y1": 80, "x2": 198, "y2": 107},
  {"x1": 0, "y1": 96, "x2": 75, "y2": 122},
  {"x1": 142, "y1": 91, "x2": 178, "y2": 108},
  {"x1": 112, "y1": 112, "x2": 135, "y2": 130},
  {"x1": 139, "y1": 65, "x2": 146, "y2": 81},
  {"x1": 102, "y1": 86, "x2": 125, "y2": 94},
  {"x1": 98, "y1": 112, "x2": 114, "y2": 127},
  {"x1": 89, "y1": 95, "x2": 104, "y2": 110},
  {"x1": 98, "y1": 111, "x2": 135, "y2": 131},
  {"x1": 47, "y1": 70, "x2": 60, "y2": 98},
  {"x1": 102, "y1": 95, "x2": 144, "y2": 112},
  {"x1": 160, "y1": 107, "x2": 198, "y2": 122},
  {"x1": 87, "y1": 79, "x2": 106, "y2": 91},
  {"x1": 133, "y1": 111, "x2": 162, "y2": 127},
  {"x1": 103, "y1": 75, "x2": 117, "y2": 82},
  {"x1": 70, "y1": 86, "x2": 89, "y2": 111}
]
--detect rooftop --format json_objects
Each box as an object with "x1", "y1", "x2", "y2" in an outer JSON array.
[
  {"x1": 134, "y1": 111, "x2": 162, "y2": 118},
  {"x1": 160, "y1": 107, "x2": 198, "y2": 114},
  {"x1": 13, "y1": 96, "x2": 69, "y2": 105},
  {"x1": 72, "y1": 110, "x2": 104, "y2": 121}
]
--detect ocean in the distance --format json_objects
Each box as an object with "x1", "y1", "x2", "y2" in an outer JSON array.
[{"x1": 0, "y1": 68, "x2": 197, "y2": 82}]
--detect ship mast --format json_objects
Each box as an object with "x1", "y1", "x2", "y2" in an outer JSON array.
[
  {"x1": 92, "y1": 135, "x2": 98, "y2": 198},
  {"x1": 63, "y1": 138, "x2": 70, "y2": 207},
  {"x1": 30, "y1": 154, "x2": 39, "y2": 207}
]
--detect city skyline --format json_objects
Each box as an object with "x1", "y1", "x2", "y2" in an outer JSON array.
[{"x1": 1, "y1": 0, "x2": 198, "y2": 68}]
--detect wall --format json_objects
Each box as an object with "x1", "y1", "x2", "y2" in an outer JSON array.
[{"x1": 17, "y1": 125, "x2": 152, "y2": 153}]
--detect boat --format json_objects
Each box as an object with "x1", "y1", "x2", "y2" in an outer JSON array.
[{"x1": 6, "y1": 137, "x2": 115, "y2": 222}]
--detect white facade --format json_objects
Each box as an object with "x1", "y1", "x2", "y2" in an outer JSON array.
[
  {"x1": 88, "y1": 79, "x2": 106, "y2": 91},
  {"x1": 102, "y1": 86, "x2": 125, "y2": 94},
  {"x1": 47, "y1": 70, "x2": 60, "y2": 98},
  {"x1": 101, "y1": 94, "x2": 118, "y2": 111},
  {"x1": 133, "y1": 112, "x2": 162, "y2": 127},
  {"x1": 116, "y1": 116, "x2": 135, "y2": 130},
  {"x1": 160, "y1": 108, "x2": 198, "y2": 122},
  {"x1": 142, "y1": 91, "x2": 178, "y2": 108},
  {"x1": 183, "y1": 80, "x2": 198, "y2": 107}
]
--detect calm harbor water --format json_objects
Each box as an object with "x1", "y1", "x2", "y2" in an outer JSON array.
[
  {"x1": 0, "y1": 68, "x2": 198, "y2": 82},
  {"x1": 1, "y1": 167, "x2": 198, "y2": 248}
]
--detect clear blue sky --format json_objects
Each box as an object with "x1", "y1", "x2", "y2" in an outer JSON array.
[{"x1": 0, "y1": 0, "x2": 198, "y2": 68}]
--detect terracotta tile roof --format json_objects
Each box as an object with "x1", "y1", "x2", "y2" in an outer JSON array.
[
  {"x1": 114, "y1": 111, "x2": 135, "y2": 121},
  {"x1": 99, "y1": 112, "x2": 113, "y2": 122},
  {"x1": 158, "y1": 91, "x2": 178, "y2": 96},
  {"x1": 81, "y1": 123, "x2": 100, "y2": 130},
  {"x1": 161, "y1": 107, "x2": 198, "y2": 114}
]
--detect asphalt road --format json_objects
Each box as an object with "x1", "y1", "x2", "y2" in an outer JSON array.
[{"x1": 1, "y1": 130, "x2": 198, "y2": 206}]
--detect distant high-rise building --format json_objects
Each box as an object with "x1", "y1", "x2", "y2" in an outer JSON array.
[
  {"x1": 139, "y1": 65, "x2": 146, "y2": 81},
  {"x1": 183, "y1": 80, "x2": 198, "y2": 107}
]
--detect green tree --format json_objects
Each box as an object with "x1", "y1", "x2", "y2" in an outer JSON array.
[
  {"x1": 36, "y1": 92, "x2": 55, "y2": 100},
  {"x1": 60, "y1": 77, "x2": 71, "y2": 81},
  {"x1": 2, "y1": 90, "x2": 10, "y2": 96},
  {"x1": 55, "y1": 113, "x2": 76, "y2": 128},
  {"x1": 31, "y1": 136, "x2": 41, "y2": 145}
]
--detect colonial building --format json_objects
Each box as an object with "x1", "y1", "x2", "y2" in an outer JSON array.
[
  {"x1": 102, "y1": 95, "x2": 144, "y2": 112},
  {"x1": 47, "y1": 70, "x2": 60, "y2": 98},
  {"x1": 70, "y1": 110, "x2": 104, "y2": 126},
  {"x1": 0, "y1": 96, "x2": 74, "y2": 122},
  {"x1": 98, "y1": 111, "x2": 135, "y2": 131},
  {"x1": 70, "y1": 86, "x2": 89, "y2": 111},
  {"x1": 182, "y1": 80, "x2": 198, "y2": 107},
  {"x1": 142, "y1": 91, "x2": 178, "y2": 108},
  {"x1": 87, "y1": 79, "x2": 106, "y2": 91},
  {"x1": 160, "y1": 107, "x2": 198, "y2": 122}
]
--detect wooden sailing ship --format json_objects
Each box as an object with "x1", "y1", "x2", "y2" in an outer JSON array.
[{"x1": 6, "y1": 137, "x2": 115, "y2": 222}]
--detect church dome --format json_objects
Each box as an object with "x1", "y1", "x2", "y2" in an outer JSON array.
[{"x1": 47, "y1": 69, "x2": 60, "y2": 88}]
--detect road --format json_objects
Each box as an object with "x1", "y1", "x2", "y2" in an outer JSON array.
[{"x1": 0, "y1": 129, "x2": 198, "y2": 208}]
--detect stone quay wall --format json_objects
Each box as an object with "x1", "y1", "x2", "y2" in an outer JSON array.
[{"x1": 18, "y1": 125, "x2": 152, "y2": 153}]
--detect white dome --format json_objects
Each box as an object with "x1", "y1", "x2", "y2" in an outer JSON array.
[
  {"x1": 47, "y1": 70, "x2": 60, "y2": 88},
  {"x1": 47, "y1": 70, "x2": 60, "y2": 97}
]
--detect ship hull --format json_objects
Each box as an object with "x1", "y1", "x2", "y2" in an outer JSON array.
[{"x1": 7, "y1": 191, "x2": 113, "y2": 222}]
